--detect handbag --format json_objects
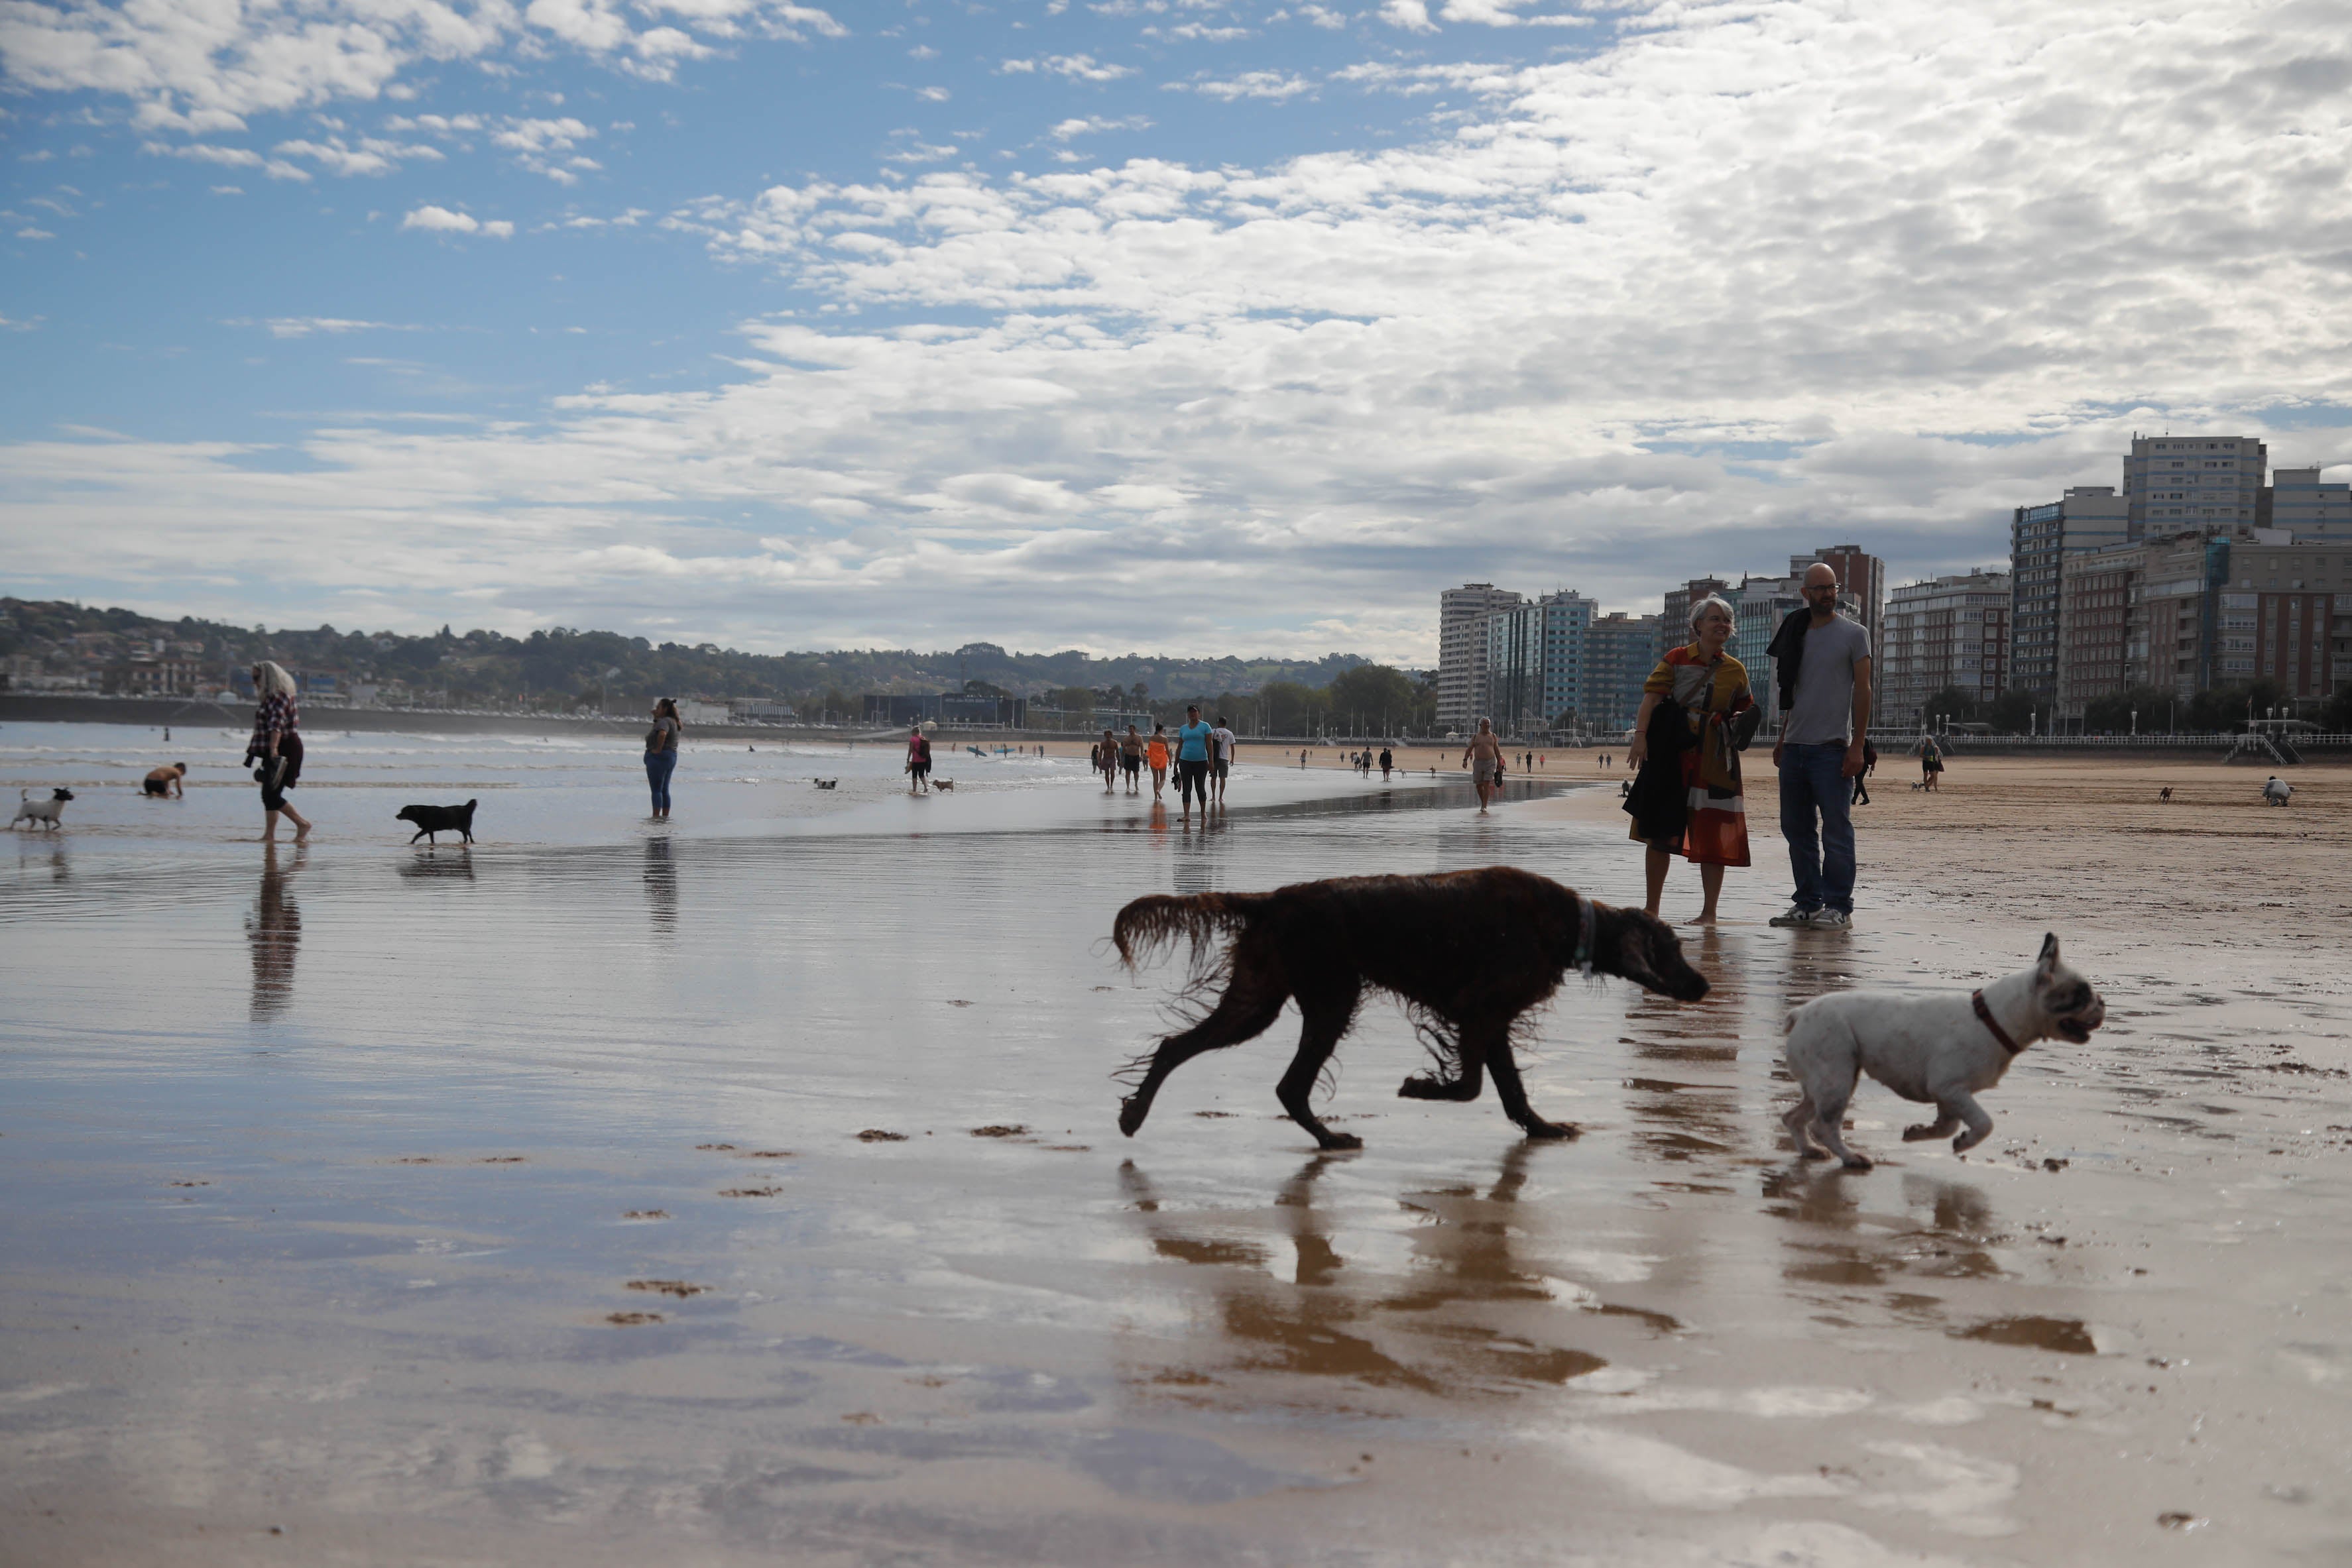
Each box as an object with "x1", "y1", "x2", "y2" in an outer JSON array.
[{"x1": 1729, "y1": 705, "x2": 1764, "y2": 751}]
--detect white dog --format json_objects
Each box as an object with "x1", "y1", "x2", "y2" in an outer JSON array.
[
  {"x1": 1781, "y1": 934, "x2": 2105, "y2": 1169},
  {"x1": 9, "y1": 788, "x2": 74, "y2": 830}
]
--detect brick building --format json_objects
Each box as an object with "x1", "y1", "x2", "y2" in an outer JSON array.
[{"x1": 1879, "y1": 569, "x2": 2011, "y2": 728}]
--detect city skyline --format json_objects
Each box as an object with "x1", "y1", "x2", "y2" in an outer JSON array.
[{"x1": 8, "y1": 1, "x2": 2352, "y2": 662}]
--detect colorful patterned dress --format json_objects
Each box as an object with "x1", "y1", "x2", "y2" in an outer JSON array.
[{"x1": 1631, "y1": 645, "x2": 1753, "y2": 866}]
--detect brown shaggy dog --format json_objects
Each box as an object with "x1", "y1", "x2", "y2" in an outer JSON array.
[{"x1": 1113, "y1": 866, "x2": 1710, "y2": 1150}]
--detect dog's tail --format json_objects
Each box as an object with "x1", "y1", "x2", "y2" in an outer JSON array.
[{"x1": 1112, "y1": 891, "x2": 1267, "y2": 973}]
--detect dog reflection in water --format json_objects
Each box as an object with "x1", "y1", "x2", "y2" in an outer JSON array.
[
  {"x1": 1118, "y1": 1147, "x2": 1629, "y2": 1396},
  {"x1": 1113, "y1": 868, "x2": 1710, "y2": 1150},
  {"x1": 248, "y1": 844, "x2": 306, "y2": 1019}
]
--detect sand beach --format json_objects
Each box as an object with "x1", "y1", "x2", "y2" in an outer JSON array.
[{"x1": 3, "y1": 724, "x2": 2348, "y2": 1565}]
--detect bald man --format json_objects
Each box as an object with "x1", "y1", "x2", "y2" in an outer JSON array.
[{"x1": 1768, "y1": 563, "x2": 1872, "y2": 931}]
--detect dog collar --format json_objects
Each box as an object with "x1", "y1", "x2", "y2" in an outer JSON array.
[
  {"x1": 1971, "y1": 990, "x2": 2025, "y2": 1055},
  {"x1": 1574, "y1": 895, "x2": 1596, "y2": 977}
]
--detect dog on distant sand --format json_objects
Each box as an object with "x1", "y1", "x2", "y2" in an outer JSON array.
[
  {"x1": 813, "y1": 778, "x2": 838, "y2": 790},
  {"x1": 395, "y1": 799, "x2": 477, "y2": 845},
  {"x1": 1112, "y1": 866, "x2": 1711, "y2": 1150},
  {"x1": 9, "y1": 788, "x2": 74, "y2": 830},
  {"x1": 1781, "y1": 933, "x2": 2105, "y2": 1170},
  {"x1": 933, "y1": 778, "x2": 955, "y2": 792},
  {"x1": 2159, "y1": 786, "x2": 2174, "y2": 802}
]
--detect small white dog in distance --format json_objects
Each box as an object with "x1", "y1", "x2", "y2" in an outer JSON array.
[
  {"x1": 1781, "y1": 934, "x2": 2106, "y2": 1170},
  {"x1": 10, "y1": 788, "x2": 74, "y2": 830}
]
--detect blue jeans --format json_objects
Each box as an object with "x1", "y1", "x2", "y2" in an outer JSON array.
[
  {"x1": 644, "y1": 749, "x2": 677, "y2": 812},
  {"x1": 1778, "y1": 742, "x2": 1855, "y2": 913}
]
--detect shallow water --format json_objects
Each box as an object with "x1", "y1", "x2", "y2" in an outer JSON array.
[{"x1": 4, "y1": 722, "x2": 2349, "y2": 1564}]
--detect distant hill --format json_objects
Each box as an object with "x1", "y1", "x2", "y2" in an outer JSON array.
[{"x1": 0, "y1": 598, "x2": 1414, "y2": 720}]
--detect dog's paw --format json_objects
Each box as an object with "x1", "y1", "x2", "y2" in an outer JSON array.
[
  {"x1": 1840, "y1": 1154, "x2": 1875, "y2": 1171},
  {"x1": 1523, "y1": 1121, "x2": 1580, "y2": 1141},
  {"x1": 1396, "y1": 1074, "x2": 1449, "y2": 1100},
  {"x1": 1317, "y1": 1131, "x2": 1364, "y2": 1152},
  {"x1": 1800, "y1": 1146, "x2": 1830, "y2": 1160},
  {"x1": 1902, "y1": 1123, "x2": 1946, "y2": 1142},
  {"x1": 1117, "y1": 1097, "x2": 1147, "y2": 1137}
]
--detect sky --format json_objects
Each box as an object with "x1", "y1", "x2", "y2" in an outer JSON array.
[{"x1": 5, "y1": 0, "x2": 2352, "y2": 663}]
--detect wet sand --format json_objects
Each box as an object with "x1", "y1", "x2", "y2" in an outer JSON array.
[{"x1": 3, "y1": 730, "x2": 2349, "y2": 1565}]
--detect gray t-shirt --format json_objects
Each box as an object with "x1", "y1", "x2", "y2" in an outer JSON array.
[{"x1": 1781, "y1": 615, "x2": 1871, "y2": 746}]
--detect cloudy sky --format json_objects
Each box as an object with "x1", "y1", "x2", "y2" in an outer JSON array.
[{"x1": 5, "y1": 0, "x2": 2351, "y2": 661}]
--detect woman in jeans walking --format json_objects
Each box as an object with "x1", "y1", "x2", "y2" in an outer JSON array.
[{"x1": 644, "y1": 698, "x2": 682, "y2": 819}]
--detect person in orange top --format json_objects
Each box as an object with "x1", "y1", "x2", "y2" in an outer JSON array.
[
  {"x1": 1146, "y1": 724, "x2": 1171, "y2": 801},
  {"x1": 1623, "y1": 595, "x2": 1754, "y2": 924}
]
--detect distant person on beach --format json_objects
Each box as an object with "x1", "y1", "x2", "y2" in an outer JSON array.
[
  {"x1": 645, "y1": 699, "x2": 683, "y2": 818},
  {"x1": 1120, "y1": 725, "x2": 1144, "y2": 794},
  {"x1": 1462, "y1": 719, "x2": 1503, "y2": 812},
  {"x1": 2264, "y1": 775, "x2": 2292, "y2": 806},
  {"x1": 1852, "y1": 738, "x2": 1877, "y2": 805},
  {"x1": 1379, "y1": 746, "x2": 1393, "y2": 779},
  {"x1": 1147, "y1": 724, "x2": 1170, "y2": 800},
  {"x1": 243, "y1": 662, "x2": 312, "y2": 842},
  {"x1": 1097, "y1": 730, "x2": 1118, "y2": 793},
  {"x1": 1174, "y1": 704, "x2": 1214, "y2": 818},
  {"x1": 143, "y1": 763, "x2": 188, "y2": 799},
  {"x1": 1920, "y1": 735, "x2": 1944, "y2": 791},
  {"x1": 1766, "y1": 562, "x2": 1872, "y2": 930},
  {"x1": 1211, "y1": 715, "x2": 1236, "y2": 803},
  {"x1": 906, "y1": 725, "x2": 931, "y2": 793},
  {"x1": 1625, "y1": 595, "x2": 1753, "y2": 925}
]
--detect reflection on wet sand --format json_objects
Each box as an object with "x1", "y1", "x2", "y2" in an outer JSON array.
[
  {"x1": 247, "y1": 843, "x2": 304, "y2": 1019},
  {"x1": 1119, "y1": 1145, "x2": 1641, "y2": 1404},
  {"x1": 644, "y1": 835, "x2": 677, "y2": 933},
  {"x1": 1623, "y1": 926, "x2": 1749, "y2": 1174},
  {"x1": 396, "y1": 845, "x2": 475, "y2": 882},
  {"x1": 1763, "y1": 1165, "x2": 2009, "y2": 1321}
]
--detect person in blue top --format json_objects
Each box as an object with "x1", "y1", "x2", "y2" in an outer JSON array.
[{"x1": 1173, "y1": 704, "x2": 1215, "y2": 820}]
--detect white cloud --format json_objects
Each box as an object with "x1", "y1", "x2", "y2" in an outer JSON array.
[
  {"x1": 1145, "y1": 23, "x2": 1254, "y2": 40},
  {"x1": 274, "y1": 135, "x2": 445, "y2": 177},
  {"x1": 1439, "y1": 0, "x2": 1592, "y2": 23},
  {"x1": 227, "y1": 317, "x2": 417, "y2": 338},
  {"x1": 0, "y1": 0, "x2": 844, "y2": 130},
  {"x1": 1047, "y1": 115, "x2": 1151, "y2": 140},
  {"x1": 1378, "y1": 0, "x2": 1436, "y2": 31},
  {"x1": 1000, "y1": 54, "x2": 1134, "y2": 81},
  {"x1": 12, "y1": 228, "x2": 55, "y2": 240},
  {"x1": 400, "y1": 205, "x2": 513, "y2": 237},
  {"x1": 1169, "y1": 70, "x2": 1315, "y2": 101}
]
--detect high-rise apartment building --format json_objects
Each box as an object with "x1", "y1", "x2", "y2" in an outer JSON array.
[
  {"x1": 1879, "y1": 569, "x2": 2011, "y2": 728},
  {"x1": 2058, "y1": 529, "x2": 2235, "y2": 712},
  {"x1": 1733, "y1": 574, "x2": 1804, "y2": 719},
  {"x1": 1584, "y1": 612, "x2": 1661, "y2": 736},
  {"x1": 2123, "y1": 434, "x2": 2266, "y2": 539},
  {"x1": 2265, "y1": 468, "x2": 2352, "y2": 545},
  {"x1": 2217, "y1": 538, "x2": 2352, "y2": 699},
  {"x1": 2009, "y1": 486, "x2": 2129, "y2": 699},
  {"x1": 1437, "y1": 583, "x2": 1521, "y2": 732},
  {"x1": 1484, "y1": 592, "x2": 1596, "y2": 735}
]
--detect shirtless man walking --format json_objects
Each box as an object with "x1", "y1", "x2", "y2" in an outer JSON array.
[{"x1": 1460, "y1": 719, "x2": 1503, "y2": 812}]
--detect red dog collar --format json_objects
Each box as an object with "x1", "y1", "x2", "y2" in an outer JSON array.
[{"x1": 1971, "y1": 989, "x2": 2025, "y2": 1055}]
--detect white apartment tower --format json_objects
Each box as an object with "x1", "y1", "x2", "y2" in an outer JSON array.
[
  {"x1": 2123, "y1": 434, "x2": 2266, "y2": 539},
  {"x1": 1879, "y1": 569, "x2": 2012, "y2": 728},
  {"x1": 1437, "y1": 583, "x2": 1521, "y2": 733}
]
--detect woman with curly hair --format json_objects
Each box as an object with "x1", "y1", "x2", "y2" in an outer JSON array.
[{"x1": 1623, "y1": 596, "x2": 1755, "y2": 924}]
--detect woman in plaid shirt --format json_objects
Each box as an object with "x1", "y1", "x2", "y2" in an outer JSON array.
[{"x1": 244, "y1": 661, "x2": 313, "y2": 842}]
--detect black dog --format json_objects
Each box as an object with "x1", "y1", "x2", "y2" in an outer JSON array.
[
  {"x1": 396, "y1": 799, "x2": 478, "y2": 845},
  {"x1": 1112, "y1": 866, "x2": 1710, "y2": 1150}
]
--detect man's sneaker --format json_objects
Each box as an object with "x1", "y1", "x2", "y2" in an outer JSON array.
[
  {"x1": 1807, "y1": 908, "x2": 1852, "y2": 930},
  {"x1": 1768, "y1": 905, "x2": 1814, "y2": 928}
]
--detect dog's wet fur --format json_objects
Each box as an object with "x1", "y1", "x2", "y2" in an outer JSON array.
[
  {"x1": 396, "y1": 799, "x2": 478, "y2": 845},
  {"x1": 1112, "y1": 866, "x2": 1710, "y2": 1150},
  {"x1": 1781, "y1": 932, "x2": 2106, "y2": 1169}
]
